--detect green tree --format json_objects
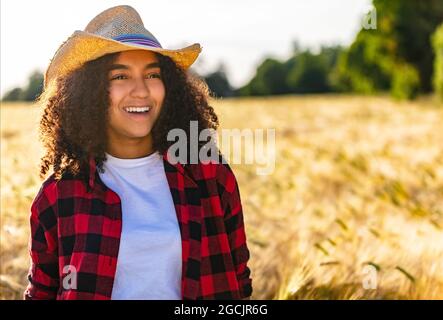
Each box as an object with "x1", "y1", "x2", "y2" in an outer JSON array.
[
  {"x1": 2, "y1": 87, "x2": 24, "y2": 101},
  {"x1": 391, "y1": 63, "x2": 420, "y2": 100},
  {"x1": 334, "y1": 31, "x2": 393, "y2": 93},
  {"x1": 239, "y1": 58, "x2": 288, "y2": 96},
  {"x1": 23, "y1": 70, "x2": 44, "y2": 101},
  {"x1": 336, "y1": 0, "x2": 443, "y2": 99},
  {"x1": 432, "y1": 24, "x2": 443, "y2": 101},
  {"x1": 203, "y1": 63, "x2": 234, "y2": 98},
  {"x1": 238, "y1": 46, "x2": 343, "y2": 96},
  {"x1": 286, "y1": 51, "x2": 329, "y2": 93},
  {"x1": 1, "y1": 70, "x2": 44, "y2": 102}
]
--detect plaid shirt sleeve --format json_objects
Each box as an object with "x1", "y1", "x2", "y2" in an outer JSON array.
[
  {"x1": 217, "y1": 162, "x2": 253, "y2": 299},
  {"x1": 24, "y1": 177, "x2": 60, "y2": 300}
]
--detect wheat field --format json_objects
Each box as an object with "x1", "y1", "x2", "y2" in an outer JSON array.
[{"x1": 1, "y1": 95, "x2": 442, "y2": 299}]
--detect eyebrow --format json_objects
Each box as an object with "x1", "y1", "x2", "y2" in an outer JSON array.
[{"x1": 109, "y1": 62, "x2": 160, "y2": 71}]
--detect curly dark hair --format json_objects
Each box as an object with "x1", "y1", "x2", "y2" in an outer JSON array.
[{"x1": 38, "y1": 51, "x2": 219, "y2": 185}]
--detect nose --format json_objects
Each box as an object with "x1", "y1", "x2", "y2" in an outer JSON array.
[{"x1": 130, "y1": 76, "x2": 150, "y2": 99}]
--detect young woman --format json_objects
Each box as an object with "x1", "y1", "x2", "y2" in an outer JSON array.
[{"x1": 24, "y1": 5, "x2": 252, "y2": 300}]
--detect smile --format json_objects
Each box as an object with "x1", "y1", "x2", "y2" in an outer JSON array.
[{"x1": 123, "y1": 106, "x2": 151, "y2": 113}]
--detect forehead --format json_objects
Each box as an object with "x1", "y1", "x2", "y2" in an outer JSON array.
[{"x1": 114, "y1": 50, "x2": 159, "y2": 65}]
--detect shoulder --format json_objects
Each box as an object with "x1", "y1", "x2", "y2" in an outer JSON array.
[
  {"x1": 32, "y1": 173, "x2": 58, "y2": 209},
  {"x1": 32, "y1": 170, "x2": 87, "y2": 212},
  {"x1": 30, "y1": 173, "x2": 59, "y2": 225}
]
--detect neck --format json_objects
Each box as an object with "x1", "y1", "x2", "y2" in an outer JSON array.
[{"x1": 106, "y1": 134, "x2": 155, "y2": 159}]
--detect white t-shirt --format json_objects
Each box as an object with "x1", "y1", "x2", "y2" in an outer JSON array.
[{"x1": 98, "y1": 151, "x2": 182, "y2": 300}]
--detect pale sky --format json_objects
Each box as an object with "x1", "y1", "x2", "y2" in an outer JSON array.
[{"x1": 0, "y1": 0, "x2": 371, "y2": 95}]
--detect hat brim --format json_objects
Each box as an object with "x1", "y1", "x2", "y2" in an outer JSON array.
[{"x1": 45, "y1": 30, "x2": 202, "y2": 88}]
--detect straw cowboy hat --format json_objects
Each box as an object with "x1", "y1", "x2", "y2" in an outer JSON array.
[{"x1": 44, "y1": 5, "x2": 202, "y2": 88}]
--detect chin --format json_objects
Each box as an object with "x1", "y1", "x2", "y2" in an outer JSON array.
[
  {"x1": 124, "y1": 129, "x2": 152, "y2": 139},
  {"x1": 131, "y1": 132, "x2": 152, "y2": 139}
]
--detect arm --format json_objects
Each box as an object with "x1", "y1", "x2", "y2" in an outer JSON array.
[
  {"x1": 218, "y1": 162, "x2": 253, "y2": 300},
  {"x1": 24, "y1": 182, "x2": 60, "y2": 300}
]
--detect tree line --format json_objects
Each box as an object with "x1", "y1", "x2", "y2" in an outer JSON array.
[{"x1": 3, "y1": 0, "x2": 443, "y2": 102}]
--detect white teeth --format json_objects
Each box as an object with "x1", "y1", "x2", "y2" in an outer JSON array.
[{"x1": 124, "y1": 106, "x2": 151, "y2": 113}]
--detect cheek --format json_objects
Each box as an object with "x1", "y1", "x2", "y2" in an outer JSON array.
[
  {"x1": 107, "y1": 86, "x2": 125, "y2": 125},
  {"x1": 109, "y1": 84, "x2": 126, "y2": 106},
  {"x1": 152, "y1": 81, "x2": 166, "y2": 103}
]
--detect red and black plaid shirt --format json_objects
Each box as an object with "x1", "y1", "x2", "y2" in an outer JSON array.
[{"x1": 24, "y1": 151, "x2": 252, "y2": 300}]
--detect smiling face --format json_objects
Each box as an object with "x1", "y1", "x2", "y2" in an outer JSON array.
[{"x1": 106, "y1": 50, "x2": 165, "y2": 158}]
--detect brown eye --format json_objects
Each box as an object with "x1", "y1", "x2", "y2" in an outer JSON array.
[
  {"x1": 111, "y1": 74, "x2": 127, "y2": 80},
  {"x1": 146, "y1": 73, "x2": 161, "y2": 79}
]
